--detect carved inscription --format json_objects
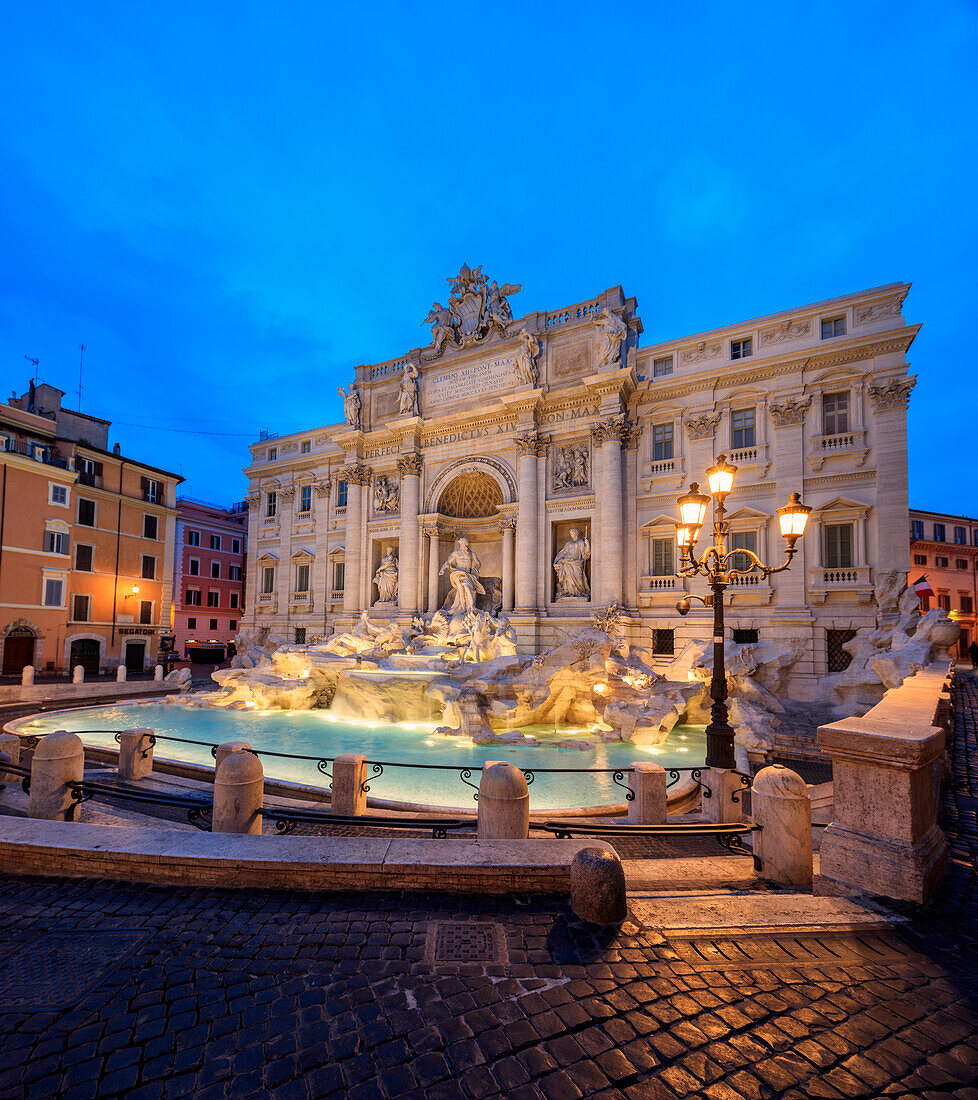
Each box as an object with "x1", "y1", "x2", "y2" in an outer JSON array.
[{"x1": 425, "y1": 357, "x2": 515, "y2": 406}]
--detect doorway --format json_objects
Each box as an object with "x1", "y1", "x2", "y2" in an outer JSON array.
[
  {"x1": 124, "y1": 642, "x2": 146, "y2": 674},
  {"x1": 3, "y1": 628, "x2": 36, "y2": 674},
  {"x1": 69, "y1": 638, "x2": 100, "y2": 676}
]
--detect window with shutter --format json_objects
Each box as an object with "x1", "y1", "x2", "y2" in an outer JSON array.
[
  {"x1": 824, "y1": 524, "x2": 854, "y2": 569},
  {"x1": 651, "y1": 538, "x2": 674, "y2": 576},
  {"x1": 731, "y1": 531, "x2": 757, "y2": 572}
]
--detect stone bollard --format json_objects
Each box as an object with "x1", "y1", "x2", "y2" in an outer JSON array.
[
  {"x1": 154, "y1": 664, "x2": 164, "y2": 682},
  {"x1": 213, "y1": 750, "x2": 264, "y2": 834},
  {"x1": 118, "y1": 727, "x2": 155, "y2": 782},
  {"x1": 116, "y1": 665, "x2": 127, "y2": 683},
  {"x1": 700, "y1": 767, "x2": 745, "y2": 824},
  {"x1": 570, "y1": 846, "x2": 627, "y2": 925},
  {"x1": 330, "y1": 753, "x2": 367, "y2": 816},
  {"x1": 477, "y1": 761, "x2": 529, "y2": 839},
  {"x1": 21, "y1": 665, "x2": 34, "y2": 686},
  {"x1": 28, "y1": 730, "x2": 84, "y2": 821},
  {"x1": 752, "y1": 765, "x2": 813, "y2": 886},
  {"x1": 628, "y1": 762, "x2": 667, "y2": 825},
  {"x1": 72, "y1": 665, "x2": 84, "y2": 684},
  {"x1": 214, "y1": 741, "x2": 251, "y2": 770}
]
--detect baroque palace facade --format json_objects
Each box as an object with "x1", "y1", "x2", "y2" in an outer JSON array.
[{"x1": 241, "y1": 267, "x2": 917, "y2": 699}]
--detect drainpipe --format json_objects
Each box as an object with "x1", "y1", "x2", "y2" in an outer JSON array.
[{"x1": 110, "y1": 460, "x2": 126, "y2": 654}]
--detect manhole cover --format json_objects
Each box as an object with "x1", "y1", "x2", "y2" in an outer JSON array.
[
  {"x1": 0, "y1": 931, "x2": 149, "y2": 1012},
  {"x1": 659, "y1": 932, "x2": 916, "y2": 971},
  {"x1": 426, "y1": 922, "x2": 507, "y2": 965}
]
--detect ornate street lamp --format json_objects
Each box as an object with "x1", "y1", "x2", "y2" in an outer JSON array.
[{"x1": 675, "y1": 455, "x2": 811, "y2": 770}]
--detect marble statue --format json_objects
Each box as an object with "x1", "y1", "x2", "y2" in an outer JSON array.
[
  {"x1": 594, "y1": 306, "x2": 627, "y2": 367},
  {"x1": 554, "y1": 528, "x2": 591, "y2": 599},
  {"x1": 491, "y1": 614, "x2": 519, "y2": 657},
  {"x1": 439, "y1": 536, "x2": 486, "y2": 615},
  {"x1": 487, "y1": 279, "x2": 518, "y2": 329},
  {"x1": 321, "y1": 612, "x2": 385, "y2": 655},
  {"x1": 373, "y1": 545, "x2": 399, "y2": 603},
  {"x1": 514, "y1": 328, "x2": 540, "y2": 386},
  {"x1": 423, "y1": 302, "x2": 454, "y2": 353},
  {"x1": 449, "y1": 264, "x2": 487, "y2": 342},
  {"x1": 338, "y1": 384, "x2": 362, "y2": 430},
  {"x1": 373, "y1": 475, "x2": 399, "y2": 513},
  {"x1": 397, "y1": 361, "x2": 420, "y2": 417}
]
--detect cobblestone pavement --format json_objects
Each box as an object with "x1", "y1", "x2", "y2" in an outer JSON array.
[{"x1": 0, "y1": 678, "x2": 977, "y2": 1098}]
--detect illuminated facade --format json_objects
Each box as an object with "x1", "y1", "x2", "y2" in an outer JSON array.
[
  {"x1": 241, "y1": 271, "x2": 917, "y2": 698},
  {"x1": 0, "y1": 384, "x2": 181, "y2": 675},
  {"x1": 909, "y1": 508, "x2": 978, "y2": 656}
]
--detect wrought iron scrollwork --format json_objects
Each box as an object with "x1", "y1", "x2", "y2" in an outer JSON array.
[
  {"x1": 272, "y1": 815, "x2": 298, "y2": 835},
  {"x1": 612, "y1": 770, "x2": 635, "y2": 802},
  {"x1": 361, "y1": 763, "x2": 383, "y2": 795},
  {"x1": 730, "y1": 772, "x2": 752, "y2": 804},
  {"x1": 209, "y1": 746, "x2": 218, "y2": 759},
  {"x1": 187, "y1": 806, "x2": 212, "y2": 831},
  {"x1": 113, "y1": 732, "x2": 122, "y2": 744},
  {"x1": 691, "y1": 768, "x2": 711, "y2": 798},
  {"x1": 459, "y1": 768, "x2": 480, "y2": 800},
  {"x1": 716, "y1": 831, "x2": 753, "y2": 856},
  {"x1": 432, "y1": 826, "x2": 448, "y2": 839},
  {"x1": 65, "y1": 783, "x2": 97, "y2": 821},
  {"x1": 521, "y1": 769, "x2": 535, "y2": 787},
  {"x1": 316, "y1": 758, "x2": 333, "y2": 780}
]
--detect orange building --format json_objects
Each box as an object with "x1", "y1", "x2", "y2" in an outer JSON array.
[
  {"x1": 909, "y1": 507, "x2": 978, "y2": 657},
  {"x1": 0, "y1": 383, "x2": 182, "y2": 675}
]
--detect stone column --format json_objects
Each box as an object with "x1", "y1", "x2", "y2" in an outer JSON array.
[
  {"x1": 594, "y1": 418, "x2": 627, "y2": 606},
  {"x1": 243, "y1": 490, "x2": 261, "y2": 626},
  {"x1": 278, "y1": 485, "x2": 295, "y2": 622},
  {"x1": 342, "y1": 464, "x2": 370, "y2": 613},
  {"x1": 868, "y1": 378, "x2": 915, "y2": 577},
  {"x1": 770, "y1": 398, "x2": 811, "y2": 607},
  {"x1": 500, "y1": 519, "x2": 516, "y2": 611},
  {"x1": 314, "y1": 479, "x2": 331, "y2": 612},
  {"x1": 331, "y1": 753, "x2": 367, "y2": 816},
  {"x1": 515, "y1": 434, "x2": 539, "y2": 610},
  {"x1": 427, "y1": 528, "x2": 441, "y2": 612},
  {"x1": 213, "y1": 751, "x2": 264, "y2": 834},
  {"x1": 752, "y1": 764, "x2": 813, "y2": 886},
  {"x1": 397, "y1": 453, "x2": 422, "y2": 613},
  {"x1": 118, "y1": 727, "x2": 155, "y2": 782},
  {"x1": 28, "y1": 730, "x2": 84, "y2": 820}
]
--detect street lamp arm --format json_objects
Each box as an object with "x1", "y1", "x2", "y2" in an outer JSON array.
[{"x1": 719, "y1": 544, "x2": 799, "y2": 580}]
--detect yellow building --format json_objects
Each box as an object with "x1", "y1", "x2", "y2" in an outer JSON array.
[
  {"x1": 909, "y1": 507, "x2": 977, "y2": 657},
  {"x1": 0, "y1": 383, "x2": 182, "y2": 674}
]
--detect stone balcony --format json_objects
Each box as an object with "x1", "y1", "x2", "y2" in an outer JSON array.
[
  {"x1": 726, "y1": 443, "x2": 770, "y2": 478},
  {"x1": 807, "y1": 428, "x2": 869, "y2": 471},
  {"x1": 808, "y1": 564, "x2": 874, "y2": 603},
  {"x1": 290, "y1": 591, "x2": 314, "y2": 610},
  {"x1": 638, "y1": 575, "x2": 682, "y2": 607},
  {"x1": 726, "y1": 572, "x2": 774, "y2": 603}
]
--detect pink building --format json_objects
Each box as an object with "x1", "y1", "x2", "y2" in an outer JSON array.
[{"x1": 173, "y1": 499, "x2": 248, "y2": 662}]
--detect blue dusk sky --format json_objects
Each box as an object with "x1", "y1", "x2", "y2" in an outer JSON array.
[{"x1": 1, "y1": 1, "x2": 976, "y2": 512}]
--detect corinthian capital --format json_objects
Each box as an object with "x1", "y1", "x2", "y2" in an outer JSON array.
[
  {"x1": 397, "y1": 452, "x2": 423, "y2": 477},
  {"x1": 591, "y1": 415, "x2": 632, "y2": 446},
  {"x1": 868, "y1": 375, "x2": 916, "y2": 411},
  {"x1": 342, "y1": 462, "x2": 372, "y2": 486},
  {"x1": 314, "y1": 480, "x2": 331, "y2": 499},
  {"x1": 769, "y1": 395, "x2": 812, "y2": 427},
  {"x1": 684, "y1": 411, "x2": 722, "y2": 440},
  {"x1": 514, "y1": 432, "x2": 540, "y2": 457}
]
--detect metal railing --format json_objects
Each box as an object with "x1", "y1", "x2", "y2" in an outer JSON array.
[{"x1": 65, "y1": 776, "x2": 212, "y2": 830}]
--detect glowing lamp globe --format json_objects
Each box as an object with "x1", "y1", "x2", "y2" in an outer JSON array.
[
  {"x1": 676, "y1": 525, "x2": 694, "y2": 549},
  {"x1": 677, "y1": 483, "x2": 710, "y2": 537},
  {"x1": 706, "y1": 454, "x2": 737, "y2": 497},
  {"x1": 777, "y1": 493, "x2": 811, "y2": 542}
]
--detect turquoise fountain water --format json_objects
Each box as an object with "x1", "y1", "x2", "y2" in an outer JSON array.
[{"x1": 21, "y1": 704, "x2": 707, "y2": 810}]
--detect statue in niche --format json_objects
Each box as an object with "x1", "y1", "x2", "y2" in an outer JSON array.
[
  {"x1": 553, "y1": 527, "x2": 591, "y2": 599},
  {"x1": 514, "y1": 328, "x2": 540, "y2": 386},
  {"x1": 593, "y1": 306, "x2": 627, "y2": 367},
  {"x1": 423, "y1": 302, "x2": 454, "y2": 354},
  {"x1": 397, "y1": 361, "x2": 420, "y2": 416},
  {"x1": 373, "y1": 475, "x2": 399, "y2": 513},
  {"x1": 439, "y1": 536, "x2": 486, "y2": 615},
  {"x1": 338, "y1": 384, "x2": 362, "y2": 430},
  {"x1": 373, "y1": 545, "x2": 399, "y2": 603},
  {"x1": 553, "y1": 445, "x2": 589, "y2": 490}
]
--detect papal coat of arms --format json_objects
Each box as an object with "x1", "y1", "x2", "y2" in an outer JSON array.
[{"x1": 422, "y1": 264, "x2": 521, "y2": 358}]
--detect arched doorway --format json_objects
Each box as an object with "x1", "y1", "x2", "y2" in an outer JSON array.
[
  {"x1": 2, "y1": 626, "x2": 36, "y2": 674},
  {"x1": 69, "y1": 639, "x2": 100, "y2": 676}
]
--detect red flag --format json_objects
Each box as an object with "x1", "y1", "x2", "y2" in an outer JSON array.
[{"x1": 912, "y1": 576, "x2": 934, "y2": 597}]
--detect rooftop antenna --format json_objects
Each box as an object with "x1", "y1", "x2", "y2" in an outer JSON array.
[
  {"x1": 77, "y1": 344, "x2": 85, "y2": 410},
  {"x1": 24, "y1": 355, "x2": 38, "y2": 383}
]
